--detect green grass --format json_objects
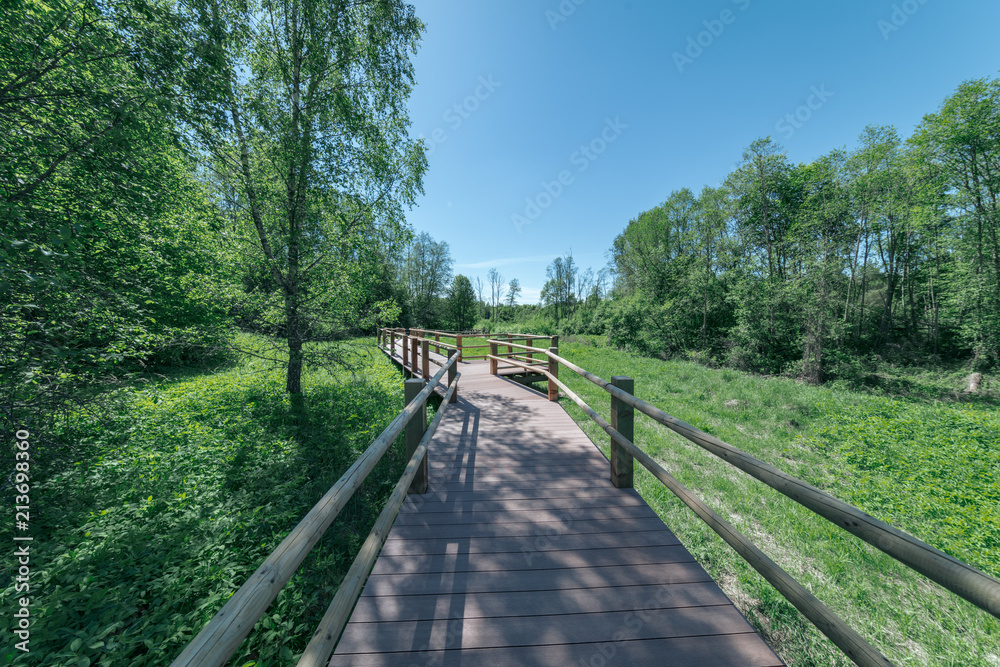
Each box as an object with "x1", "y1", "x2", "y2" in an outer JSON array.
[
  {"x1": 552, "y1": 336, "x2": 1000, "y2": 667},
  {"x1": 1, "y1": 335, "x2": 411, "y2": 666}
]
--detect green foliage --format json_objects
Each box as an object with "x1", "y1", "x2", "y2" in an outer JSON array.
[
  {"x1": 603, "y1": 76, "x2": 1000, "y2": 380},
  {"x1": 0, "y1": 0, "x2": 234, "y2": 457},
  {"x1": 809, "y1": 399, "x2": 1000, "y2": 576},
  {"x1": 0, "y1": 337, "x2": 408, "y2": 666},
  {"x1": 401, "y1": 232, "x2": 453, "y2": 328},
  {"x1": 182, "y1": 0, "x2": 426, "y2": 393},
  {"x1": 447, "y1": 274, "x2": 476, "y2": 331}
]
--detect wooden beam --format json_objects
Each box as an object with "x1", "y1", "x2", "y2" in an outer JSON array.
[
  {"x1": 447, "y1": 349, "x2": 458, "y2": 404},
  {"x1": 404, "y1": 379, "x2": 428, "y2": 494},
  {"x1": 547, "y1": 347, "x2": 558, "y2": 402},
  {"x1": 610, "y1": 376, "x2": 634, "y2": 489}
]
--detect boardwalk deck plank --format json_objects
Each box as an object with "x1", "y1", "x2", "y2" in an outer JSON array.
[{"x1": 329, "y1": 356, "x2": 784, "y2": 666}]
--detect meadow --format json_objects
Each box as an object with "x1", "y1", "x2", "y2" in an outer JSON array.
[
  {"x1": 552, "y1": 336, "x2": 1000, "y2": 666},
  {"x1": 1, "y1": 336, "x2": 412, "y2": 666}
]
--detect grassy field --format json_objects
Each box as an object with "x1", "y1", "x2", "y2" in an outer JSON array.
[
  {"x1": 1, "y1": 336, "x2": 411, "y2": 666},
  {"x1": 551, "y1": 337, "x2": 1000, "y2": 667}
]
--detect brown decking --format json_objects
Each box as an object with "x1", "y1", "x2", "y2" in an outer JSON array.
[{"x1": 329, "y1": 359, "x2": 784, "y2": 666}]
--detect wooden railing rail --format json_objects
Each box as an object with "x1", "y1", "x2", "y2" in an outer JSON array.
[
  {"x1": 489, "y1": 341, "x2": 1000, "y2": 666},
  {"x1": 171, "y1": 354, "x2": 460, "y2": 667},
  {"x1": 377, "y1": 328, "x2": 558, "y2": 363},
  {"x1": 297, "y1": 375, "x2": 460, "y2": 666}
]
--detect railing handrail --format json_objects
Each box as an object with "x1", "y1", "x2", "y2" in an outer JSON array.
[
  {"x1": 488, "y1": 339, "x2": 1000, "y2": 620},
  {"x1": 297, "y1": 374, "x2": 461, "y2": 666},
  {"x1": 171, "y1": 353, "x2": 459, "y2": 667}
]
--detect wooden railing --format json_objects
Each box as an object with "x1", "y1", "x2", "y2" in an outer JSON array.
[
  {"x1": 170, "y1": 354, "x2": 461, "y2": 667},
  {"x1": 488, "y1": 339, "x2": 1000, "y2": 667},
  {"x1": 377, "y1": 327, "x2": 556, "y2": 367}
]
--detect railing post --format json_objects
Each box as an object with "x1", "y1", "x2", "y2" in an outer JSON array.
[
  {"x1": 456, "y1": 334, "x2": 463, "y2": 361},
  {"x1": 404, "y1": 379, "x2": 428, "y2": 494},
  {"x1": 530, "y1": 336, "x2": 539, "y2": 363},
  {"x1": 421, "y1": 339, "x2": 430, "y2": 379},
  {"x1": 547, "y1": 346, "x2": 559, "y2": 401},
  {"x1": 411, "y1": 336, "x2": 419, "y2": 376},
  {"x1": 506, "y1": 332, "x2": 513, "y2": 356},
  {"x1": 402, "y1": 332, "x2": 409, "y2": 369},
  {"x1": 610, "y1": 376, "x2": 635, "y2": 488},
  {"x1": 489, "y1": 341, "x2": 498, "y2": 375},
  {"x1": 447, "y1": 349, "x2": 458, "y2": 403}
]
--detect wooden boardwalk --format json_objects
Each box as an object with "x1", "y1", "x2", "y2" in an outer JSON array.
[{"x1": 330, "y1": 358, "x2": 784, "y2": 666}]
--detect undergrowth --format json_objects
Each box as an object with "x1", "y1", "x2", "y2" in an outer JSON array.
[{"x1": 1, "y1": 335, "x2": 408, "y2": 666}]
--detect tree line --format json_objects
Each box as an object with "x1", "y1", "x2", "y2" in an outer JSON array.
[
  {"x1": 606, "y1": 77, "x2": 1000, "y2": 382},
  {"x1": 487, "y1": 77, "x2": 1000, "y2": 384}
]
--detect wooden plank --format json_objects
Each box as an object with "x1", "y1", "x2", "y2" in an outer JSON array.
[
  {"x1": 346, "y1": 581, "x2": 729, "y2": 622},
  {"x1": 337, "y1": 604, "x2": 759, "y2": 653},
  {"x1": 396, "y1": 486, "x2": 637, "y2": 507},
  {"x1": 387, "y1": 516, "x2": 671, "y2": 540},
  {"x1": 370, "y1": 544, "x2": 695, "y2": 575},
  {"x1": 391, "y1": 504, "x2": 658, "y2": 526},
  {"x1": 359, "y1": 562, "x2": 714, "y2": 597},
  {"x1": 397, "y1": 495, "x2": 648, "y2": 514},
  {"x1": 330, "y1": 634, "x2": 783, "y2": 667},
  {"x1": 379, "y1": 529, "x2": 682, "y2": 557}
]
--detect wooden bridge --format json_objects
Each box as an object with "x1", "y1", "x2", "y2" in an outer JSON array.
[
  {"x1": 330, "y1": 349, "x2": 783, "y2": 665},
  {"x1": 172, "y1": 329, "x2": 1000, "y2": 667}
]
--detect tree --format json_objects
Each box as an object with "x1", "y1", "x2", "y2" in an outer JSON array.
[
  {"x1": 913, "y1": 78, "x2": 1000, "y2": 365},
  {"x1": 487, "y1": 267, "x2": 506, "y2": 323},
  {"x1": 1, "y1": 0, "x2": 229, "y2": 458},
  {"x1": 725, "y1": 138, "x2": 799, "y2": 370},
  {"x1": 404, "y1": 232, "x2": 453, "y2": 326},
  {"x1": 541, "y1": 254, "x2": 577, "y2": 322},
  {"x1": 448, "y1": 275, "x2": 477, "y2": 331},
  {"x1": 473, "y1": 275, "x2": 486, "y2": 321},
  {"x1": 506, "y1": 278, "x2": 522, "y2": 308},
  {"x1": 788, "y1": 152, "x2": 851, "y2": 382},
  {"x1": 189, "y1": 0, "x2": 426, "y2": 393}
]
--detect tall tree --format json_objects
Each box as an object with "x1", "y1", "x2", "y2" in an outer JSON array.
[
  {"x1": 189, "y1": 0, "x2": 426, "y2": 393},
  {"x1": 448, "y1": 274, "x2": 476, "y2": 331},
  {"x1": 789, "y1": 152, "x2": 851, "y2": 382},
  {"x1": 506, "y1": 278, "x2": 522, "y2": 308},
  {"x1": 472, "y1": 275, "x2": 486, "y2": 321},
  {"x1": 541, "y1": 253, "x2": 577, "y2": 322},
  {"x1": 487, "y1": 267, "x2": 506, "y2": 323},
  {"x1": 1, "y1": 0, "x2": 228, "y2": 454},
  {"x1": 404, "y1": 232, "x2": 453, "y2": 326},
  {"x1": 913, "y1": 78, "x2": 1000, "y2": 365}
]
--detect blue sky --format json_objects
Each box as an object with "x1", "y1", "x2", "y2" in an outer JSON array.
[{"x1": 403, "y1": 1, "x2": 1000, "y2": 304}]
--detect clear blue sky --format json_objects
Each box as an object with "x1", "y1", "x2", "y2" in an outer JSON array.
[{"x1": 403, "y1": 0, "x2": 1000, "y2": 304}]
